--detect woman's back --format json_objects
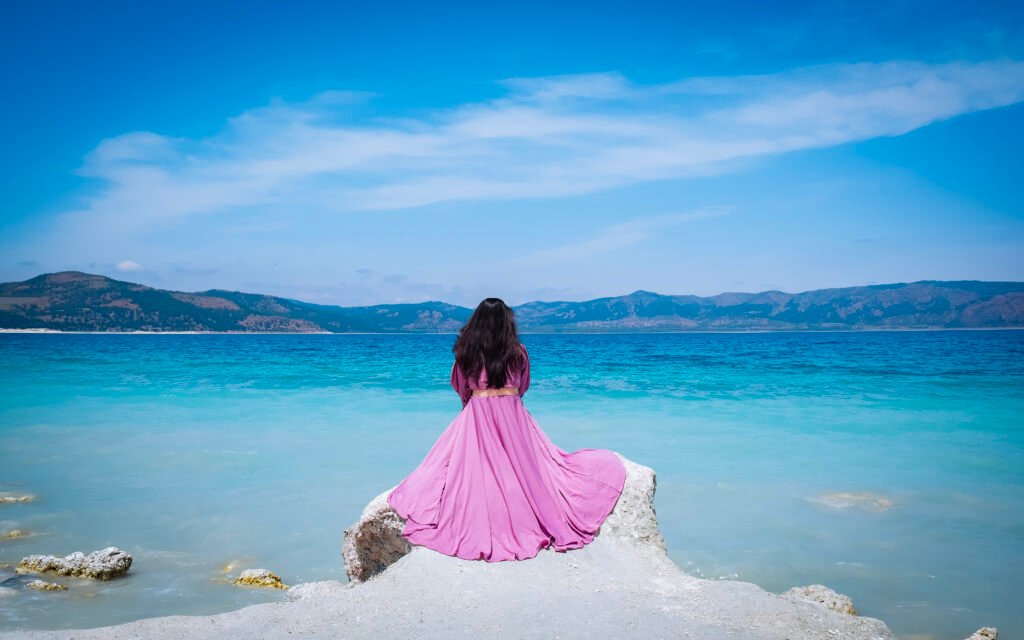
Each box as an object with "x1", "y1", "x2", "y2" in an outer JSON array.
[
  {"x1": 388, "y1": 298, "x2": 625, "y2": 563},
  {"x1": 451, "y1": 343, "x2": 530, "y2": 405}
]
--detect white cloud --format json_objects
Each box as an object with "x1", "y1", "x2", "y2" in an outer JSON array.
[
  {"x1": 55, "y1": 59, "x2": 1024, "y2": 235},
  {"x1": 115, "y1": 260, "x2": 144, "y2": 272}
]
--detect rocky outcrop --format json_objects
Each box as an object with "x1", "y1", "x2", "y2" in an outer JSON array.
[
  {"x1": 341, "y1": 487, "x2": 410, "y2": 583},
  {"x1": 965, "y1": 628, "x2": 998, "y2": 639},
  {"x1": 341, "y1": 453, "x2": 662, "y2": 583},
  {"x1": 232, "y1": 569, "x2": 288, "y2": 590},
  {"x1": 321, "y1": 452, "x2": 893, "y2": 639},
  {"x1": 784, "y1": 584, "x2": 858, "y2": 615},
  {"x1": 595, "y1": 455, "x2": 665, "y2": 551},
  {"x1": 17, "y1": 547, "x2": 132, "y2": 580},
  {"x1": 25, "y1": 580, "x2": 67, "y2": 592}
]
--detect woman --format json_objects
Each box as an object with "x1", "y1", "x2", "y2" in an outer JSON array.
[{"x1": 387, "y1": 298, "x2": 627, "y2": 562}]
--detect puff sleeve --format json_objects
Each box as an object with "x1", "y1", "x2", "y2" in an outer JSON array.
[
  {"x1": 450, "y1": 360, "x2": 472, "y2": 407},
  {"x1": 518, "y1": 343, "x2": 531, "y2": 397}
]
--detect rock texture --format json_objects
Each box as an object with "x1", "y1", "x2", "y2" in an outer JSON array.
[
  {"x1": 784, "y1": 584, "x2": 858, "y2": 615},
  {"x1": 17, "y1": 547, "x2": 132, "y2": 580},
  {"x1": 965, "y1": 628, "x2": 998, "y2": 640},
  {"x1": 232, "y1": 569, "x2": 287, "y2": 590},
  {"x1": 341, "y1": 487, "x2": 410, "y2": 583},
  {"x1": 25, "y1": 580, "x2": 67, "y2": 592}
]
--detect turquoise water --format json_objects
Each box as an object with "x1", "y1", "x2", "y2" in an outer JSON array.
[{"x1": 1, "y1": 331, "x2": 1022, "y2": 638}]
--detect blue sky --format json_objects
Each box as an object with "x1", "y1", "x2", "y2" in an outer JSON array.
[{"x1": 1, "y1": 0, "x2": 1022, "y2": 306}]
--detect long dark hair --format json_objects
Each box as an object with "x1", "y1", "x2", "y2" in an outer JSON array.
[{"x1": 454, "y1": 298, "x2": 523, "y2": 388}]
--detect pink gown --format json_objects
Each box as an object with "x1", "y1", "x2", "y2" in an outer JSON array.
[{"x1": 386, "y1": 343, "x2": 627, "y2": 562}]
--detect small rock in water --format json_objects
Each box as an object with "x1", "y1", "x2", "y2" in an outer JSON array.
[
  {"x1": 17, "y1": 546, "x2": 132, "y2": 580},
  {"x1": 3, "y1": 529, "x2": 30, "y2": 540},
  {"x1": 784, "y1": 584, "x2": 858, "y2": 615},
  {"x1": 232, "y1": 569, "x2": 288, "y2": 589},
  {"x1": 965, "y1": 628, "x2": 998, "y2": 640},
  {"x1": 0, "y1": 493, "x2": 35, "y2": 504},
  {"x1": 810, "y1": 491, "x2": 893, "y2": 512},
  {"x1": 26, "y1": 579, "x2": 67, "y2": 592}
]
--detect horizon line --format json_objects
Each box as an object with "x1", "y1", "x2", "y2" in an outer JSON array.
[{"x1": 6, "y1": 270, "x2": 1024, "y2": 310}]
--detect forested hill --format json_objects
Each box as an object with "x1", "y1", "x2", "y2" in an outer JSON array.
[{"x1": 1, "y1": 271, "x2": 1022, "y2": 333}]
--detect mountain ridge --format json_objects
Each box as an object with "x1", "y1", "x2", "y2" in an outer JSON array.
[{"x1": 1, "y1": 271, "x2": 1022, "y2": 333}]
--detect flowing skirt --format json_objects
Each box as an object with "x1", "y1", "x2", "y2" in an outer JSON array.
[{"x1": 386, "y1": 395, "x2": 627, "y2": 562}]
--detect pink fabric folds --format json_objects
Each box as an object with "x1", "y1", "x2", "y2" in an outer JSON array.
[{"x1": 387, "y1": 346, "x2": 626, "y2": 562}]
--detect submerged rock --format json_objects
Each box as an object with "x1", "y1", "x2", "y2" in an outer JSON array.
[
  {"x1": 0, "y1": 493, "x2": 35, "y2": 504},
  {"x1": 25, "y1": 579, "x2": 67, "y2": 592},
  {"x1": 784, "y1": 584, "x2": 858, "y2": 615},
  {"x1": 342, "y1": 453, "x2": 662, "y2": 583},
  {"x1": 810, "y1": 491, "x2": 893, "y2": 512},
  {"x1": 232, "y1": 569, "x2": 288, "y2": 589},
  {"x1": 17, "y1": 547, "x2": 132, "y2": 580},
  {"x1": 2, "y1": 529, "x2": 29, "y2": 540},
  {"x1": 965, "y1": 628, "x2": 998, "y2": 639}
]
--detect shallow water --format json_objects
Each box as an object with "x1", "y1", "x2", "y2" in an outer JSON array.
[{"x1": 1, "y1": 331, "x2": 1021, "y2": 638}]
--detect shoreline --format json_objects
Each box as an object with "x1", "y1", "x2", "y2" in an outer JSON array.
[{"x1": 0, "y1": 456, "x2": 905, "y2": 640}]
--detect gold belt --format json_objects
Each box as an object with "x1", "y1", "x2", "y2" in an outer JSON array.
[{"x1": 471, "y1": 387, "x2": 520, "y2": 398}]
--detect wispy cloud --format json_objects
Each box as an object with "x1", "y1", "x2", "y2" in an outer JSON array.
[
  {"x1": 59, "y1": 59, "x2": 1024, "y2": 234},
  {"x1": 515, "y1": 209, "x2": 730, "y2": 265}
]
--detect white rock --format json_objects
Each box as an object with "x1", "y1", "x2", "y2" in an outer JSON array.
[
  {"x1": 17, "y1": 546, "x2": 132, "y2": 580},
  {"x1": 25, "y1": 579, "x2": 67, "y2": 592},
  {"x1": 784, "y1": 584, "x2": 857, "y2": 615},
  {"x1": 965, "y1": 628, "x2": 998, "y2": 640},
  {"x1": 0, "y1": 493, "x2": 35, "y2": 504},
  {"x1": 595, "y1": 454, "x2": 666, "y2": 551}
]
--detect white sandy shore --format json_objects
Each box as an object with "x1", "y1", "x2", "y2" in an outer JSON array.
[
  {"x1": 0, "y1": 535, "x2": 894, "y2": 640},
  {"x1": 1, "y1": 455, "x2": 897, "y2": 640}
]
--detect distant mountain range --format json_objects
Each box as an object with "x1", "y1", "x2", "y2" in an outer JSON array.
[{"x1": 1, "y1": 271, "x2": 1022, "y2": 333}]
